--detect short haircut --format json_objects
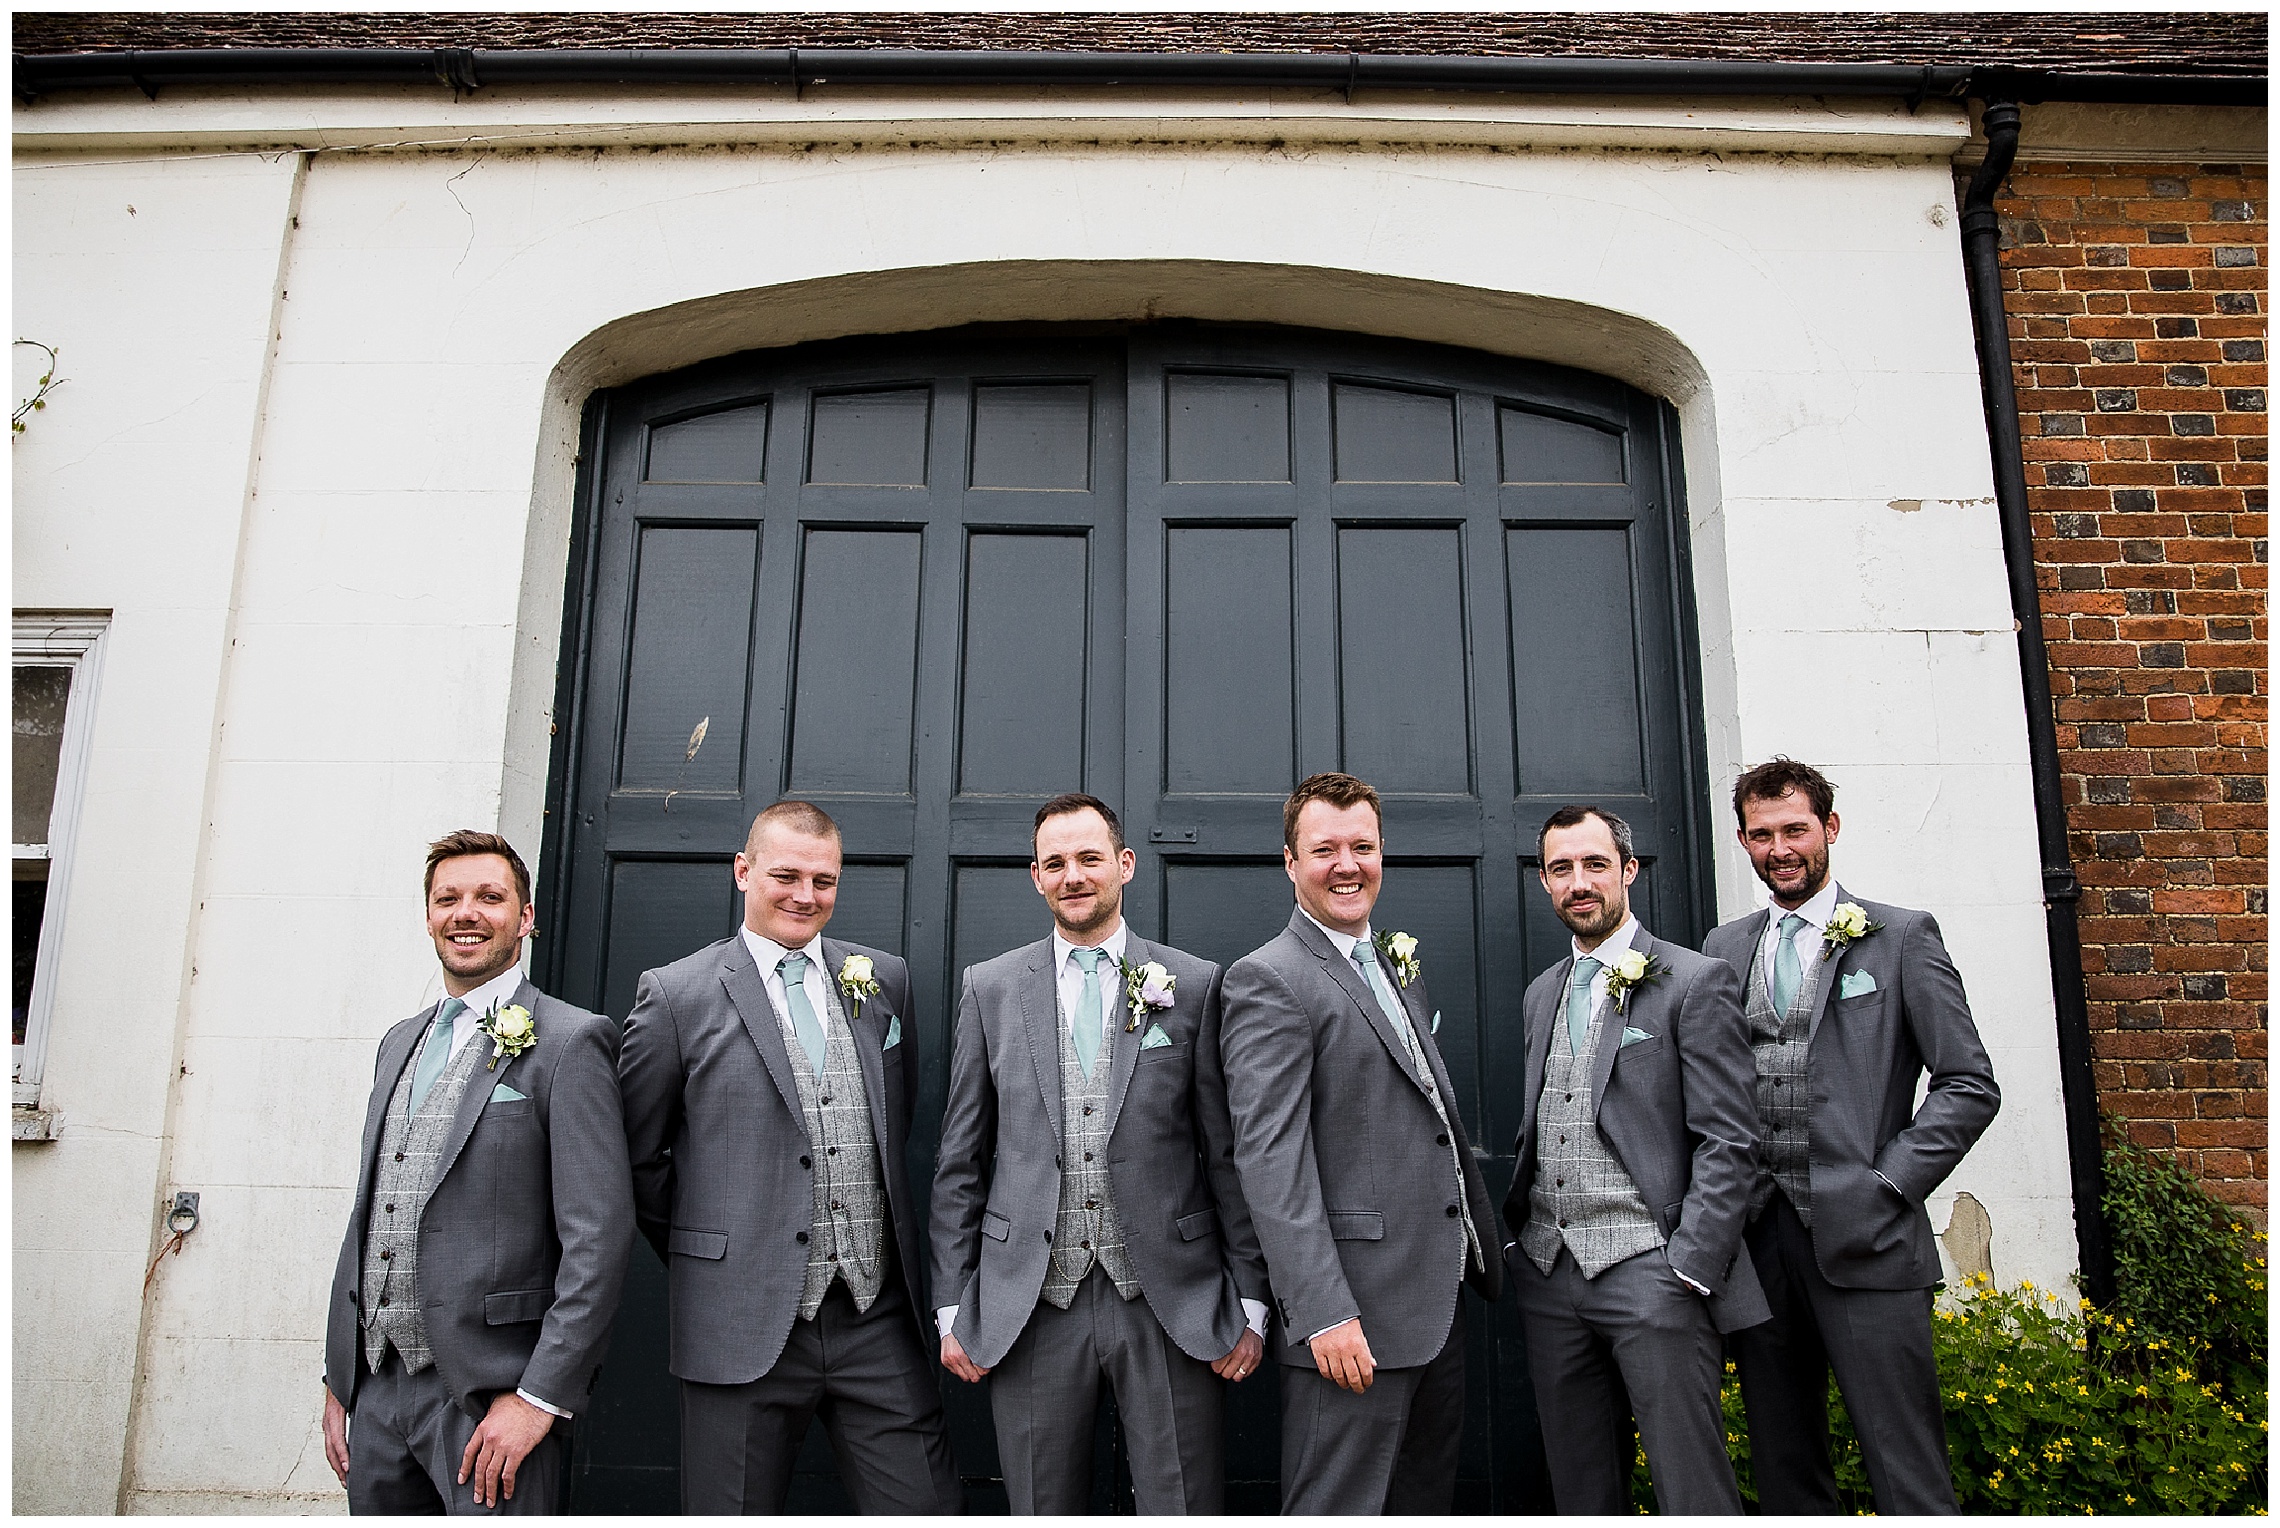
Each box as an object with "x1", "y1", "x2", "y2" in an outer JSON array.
[
  {"x1": 1731, "y1": 757, "x2": 1836, "y2": 826},
  {"x1": 425, "y1": 829, "x2": 531, "y2": 906},
  {"x1": 1033, "y1": 792, "x2": 1126, "y2": 856},
  {"x1": 745, "y1": 799, "x2": 843, "y2": 854},
  {"x1": 1537, "y1": 804, "x2": 1635, "y2": 866},
  {"x1": 1283, "y1": 772, "x2": 1383, "y2": 854}
]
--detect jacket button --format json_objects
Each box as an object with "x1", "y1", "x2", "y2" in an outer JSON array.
[
  {"x1": 384, "y1": 1204, "x2": 395, "y2": 1214},
  {"x1": 393, "y1": 1152, "x2": 405, "y2": 1162},
  {"x1": 1445, "y1": 1204, "x2": 1459, "y2": 1218},
  {"x1": 827, "y1": 1146, "x2": 838, "y2": 1155},
  {"x1": 1083, "y1": 1152, "x2": 1094, "y2": 1162},
  {"x1": 831, "y1": 1201, "x2": 844, "y2": 1212},
  {"x1": 1556, "y1": 1178, "x2": 1565, "y2": 1188},
  {"x1": 1055, "y1": 1157, "x2": 1062, "y2": 1169},
  {"x1": 1082, "y1": 1105, "x2": 1093, "y2": 1116},
  {"x1": 1559, "y1": 1135, "x2": 1567, "y2": 1145},
  {"x1": 1080, "y1": 1240, "x2": 1091, "y2": 1250},
  {"x1": 1563, "y1": 1094, "x2": 1573, "y2": 1103},
  {"x1": 800, "y1": 1155, "x2": 812, "y2": 1169},
  {"x1": 380, "y1": 1250, "x2": 393, "y2": 1261},
  {"x1": 829, "y1": 1253, "x2": 840, "y2": 1263},
  {"x1": 796, "y1": 1231, "x2": 809, "y2": 1244},
  {"x1": 1559, "y1": 1219, "x2": 1570, "y2": 1229},
  {"x1": 1435, "y1": 1134, "x2": 1450, "y2": 1147},
  {"x1": 379, "y1": 1295, "x2": 390, "y2": 1307},
  {"x1": 1085, "y1": 1200, "x2": 1097, "y2": 1210},
  {"x1": 821, "y1": 1096, "x2": 832, "y2": 1106},
  {"x1": 1044, "y1": 1232, "x2": 1052, "y2": 1242}
]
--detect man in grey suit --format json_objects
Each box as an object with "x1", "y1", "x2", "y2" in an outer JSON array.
[
  {"x1": 321, "y1": 829, "x2": 634, "y2": 1514},
  {"x1": 1503, "y1": 805, "x2": 1764, "y2": 1515},
  {"x1": 931, "y1": 793, "x2": 1269, "y2": 1512},
  {"x1": 1705, "y1": 758, "x2": 2000, "y2": 1515},
  {"x1": 1220, "y1": 772, "x2": 1502, "y2": 1515},
  {"x1": 618, "y1": 801, "x2": 961, "y2": 1514}
]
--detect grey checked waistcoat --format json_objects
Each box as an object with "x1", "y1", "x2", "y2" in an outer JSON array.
[
  {"x1": 1521, "y1": 989, "x2": 1666, "y2": 1278},
  {"x1": 362, "y1": 1019, "x2": 489, "y2": 1372},
  {"x1": 1042, "y1": 1008, "x2": 1140, "y2": 1305},
  {"x1": 1744, "y1": 936, "x2": 1824, "y2": 1224},
  {"x1": 792, "y1": 977, "x2": 887, "y2": 1319}
]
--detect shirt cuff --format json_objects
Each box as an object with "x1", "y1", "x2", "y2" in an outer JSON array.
[
  {"x1": 1670, "y1": 1266, "x2": 1711, "y2": 1297},
  {"x1": 1241, "y1": 1299, "x2": 1269, "y2": 1338},
  {"x1": 1306, "y1": 1315, "x2": 1360, "y2": 1344},
  {"x1": 936, "y1": 1306, "x2": 959, "y2": 1339},
  {"x1": 1872, "y1": 1168, "x2": 1906, "y2": 1200},
  {"x1": 516, "y1": 1388, "x2": 571, "y2": 1419}
]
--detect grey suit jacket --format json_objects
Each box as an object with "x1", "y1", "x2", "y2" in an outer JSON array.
[
  {"x1": 1703, "y1": 888, "x2": 2001, "y2": 1289},
  {"x1": 1220, "y1": 908, "x2": 1503, "y2": 1370},
  {"x1": 618, "y1": 933, "x2": 929, "y2": 1383},
  {"x1": 930, "y1": 932, "x2": 1268, "y2": 1370},
  {"x1": 324, "y1": 980, "x2": 635, "y2": 1420},
  {"x1": 1501, "y1": 928, "x2": 1770, "y2": 1334}
]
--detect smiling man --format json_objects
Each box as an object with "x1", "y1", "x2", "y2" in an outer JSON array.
[
  {"x1": 1219, "y1": 772, "x2": 1501, "y2": 1514},
  {"x1": 1503, "y1": 805, "x2": 1764, "y2": 1514},
  {"x1": 617, "y1": 801, "x2": 960, "y2": 1514},
  {"x1": 930, "y1": 793, "x2": 1267, "y2": 1513},
  {"x1": 321, "y1": 830, "x2": 633, "y2": 1514},
  {"x1": 1703, "y1": 759, "x2": 1999, "y2": 1515}
]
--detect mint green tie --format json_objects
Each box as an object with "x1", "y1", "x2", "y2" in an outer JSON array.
[
  {"x1": 779, "y1": 952, "x2": 827, "y2": 1073},
  {"x1": 1351, "y1": 939, "x2": 1409, "y2": 1032},
  {"x1": 411, "y1": 997, "x2": 465, "y2": 1109},
  {"x1": 1771, "y1": 914, "x2": 1808, "y2": 1015},
  {"x1": 1564, "y1": 957, "x2": 1602, "y2": 1056},
  {"x1": 1072, "y1": 947, "x2": 1107, "y2": 1080}
]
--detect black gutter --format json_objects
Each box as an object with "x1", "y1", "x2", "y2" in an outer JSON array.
[
  {"x1": 12, "y1": 47, "x2": 2265, "y2": 105},
  {"x1": 1959, "y1": 101, "x2": 2116, "y2": 1307}
]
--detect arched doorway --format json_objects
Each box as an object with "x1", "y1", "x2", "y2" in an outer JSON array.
[{"x1": 539, "y1": 321, "x2": 1715, "y2": 1512}]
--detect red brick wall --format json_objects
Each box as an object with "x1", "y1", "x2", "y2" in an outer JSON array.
[{"x1": 2002, "y1": 160, "x2": 2268, "y2": 1217}]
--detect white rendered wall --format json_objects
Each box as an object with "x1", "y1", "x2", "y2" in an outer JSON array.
[{"x1": 11, "y1": 95, "x2": 2071, "y2": 1511}]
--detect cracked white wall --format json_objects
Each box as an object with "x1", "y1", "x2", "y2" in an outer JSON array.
[{"x1": 12, "y1": 124, "x2": 2070, "y2": 1511}]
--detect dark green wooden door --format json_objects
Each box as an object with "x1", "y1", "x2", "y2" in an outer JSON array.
[{"x1": 540, "y1": 323, "x2": 1712, "y2": 1513}]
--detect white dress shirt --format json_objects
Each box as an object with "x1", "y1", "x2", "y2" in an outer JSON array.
[
  {"x1": 428, "y1": 964, "x2": 570, "y2": 1418},
  {"x1": 939, "y1": 919, "x2": 1267, "y2": 1346},
  {"x1": 739, "y1": 924, "x2": 835, "y2": 1039},
  {"x1": 1758, "y1": 879, "x2": 1842, "y2": 988}
]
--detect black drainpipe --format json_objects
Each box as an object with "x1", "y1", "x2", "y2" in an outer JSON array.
[{"x1": 1959, "y1": 101, "x2": 2115, "y2": 1306}]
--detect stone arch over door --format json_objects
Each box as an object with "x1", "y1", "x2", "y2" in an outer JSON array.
[{"x1": 538, "y1": 320, "x2": 1714, "y2": 1512}]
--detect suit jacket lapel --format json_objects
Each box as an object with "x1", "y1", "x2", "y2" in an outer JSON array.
[
  {"x1": 1588, "y1": 935, "x2": 1649, "y2": 1119},
  {"x1": 1289, "y1": 910, "x2": 1425, "y2": 1093},
  {"x1": 1806, "y1": 884, "x2": 1847, "y2": 1044},
  {"x1": 429, "y1": 978, "x2": 543, "y2": 1191},
  {"x1": 821, "y1": 938, "x2": 895, "y2": 1165},
  {"x1": 722, "y1": 939, "x2": 808, "y2": 1124},
  {"x1": 360, "y1": 1011, "x2": 428, "y2": 1205},
  {"x1": 1018, "y1": 941, "x2": 1065, "y2": 1147},
  {"x1": 1104, "y1": 935, "x2": 1146, "y2": 1134},
  {"x1": 1516, "y1": 966, "x2": 1561, "y2": 1152}
]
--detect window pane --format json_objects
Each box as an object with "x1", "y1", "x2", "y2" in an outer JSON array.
[
  {"x1": 14, "y1": 867, "x2": 47, "y2": 1048},
  {"x1": 13, "y1": 665, "x2": 70, "y2": 847}
]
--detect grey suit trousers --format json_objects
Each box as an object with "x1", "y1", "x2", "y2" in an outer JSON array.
[
  {"x1": 1730, "y1": 1194, "x2": 1956, "y2": 1514},
  {"x1": 348, "y1": 1353, "x2": 563, "y2": 1516},
  {"x1": 1513, "y1": 1246, "x2": 1741, "y2": 1515},
  {"x1": 992, "y1": 1266, "x2": 1223, "y2": 1514},
  {"x1": 678, "y1": 1278, "x2": 962, "y2": 1515},
  {"x1": 1277, "y1": 1304, "x2": 1466, "y2": 1515}
]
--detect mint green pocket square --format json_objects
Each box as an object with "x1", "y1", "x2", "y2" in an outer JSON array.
[
  {"x1": 1620, "y1": 1027, "x2": 1655, "y2": 1047},
  {"x1": 1840, "y1": 971, "x2": 1878, "y2": 999},
  {"x1": 1139, "y1": 1023, "x2": 1173, "y2": 1050},
  {"x1": 490, "y1": 1083, "x2": 527, "y2": 1103},
  {"x1": 1431, "y1": 1010, "x2": 1441, "y2": 1035},
  {"x1": 883, "y1": 1013, "x2": 902, "y2": 1050}
]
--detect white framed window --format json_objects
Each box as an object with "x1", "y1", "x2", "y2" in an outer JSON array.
[{"x1": 15, "y1": 613, "x2": 107, "y2": 1107}]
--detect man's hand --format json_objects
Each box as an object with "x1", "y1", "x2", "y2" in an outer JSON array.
[
  {"x1": 940, "y1": 1332, "x2": 990, "y2": 1383},
  {"x1": 457, "y1": 1391, "x2": 556, "y2": 1508},
  {"x1": 321, "y1": 1386, "x2": 351, "y2": 1485},
  {"x1": 1212, "y1": 1328, "x2": 1265, "y2": 1382},
  {"x1": 1308, "y1": 1317, "x2": 1375, "y2": 1394}
]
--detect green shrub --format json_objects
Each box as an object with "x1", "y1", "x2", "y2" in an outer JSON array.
[{"x1": 1623, "y1": 1132, "x2": 2268, "y2": 1514}]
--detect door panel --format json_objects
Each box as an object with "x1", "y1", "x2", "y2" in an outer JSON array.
[{"x1": 544, "y1": 324, "x2": 1707, "y2": 1514}]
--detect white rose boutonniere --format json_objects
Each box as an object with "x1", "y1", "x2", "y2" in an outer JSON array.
[
  {"x1": 838, "y1": 953, "x2": 883, "y2": 1014},
  {"x1": 479, "y1": 1002, "x2": 536, "y2": 1071},
  {"x1": 1121, "y1": 958, "x2": 1177, "y2": 1032},
  {"x1": 1601, "y1": 950, "x2": 1665, "y2": 1013},
  {"x1": 1374, "y1": 930, "x2": 1422, "y2": 988},
  {"x1": 1819, "y1": 902, "x2": 1883, "y2": 961}
]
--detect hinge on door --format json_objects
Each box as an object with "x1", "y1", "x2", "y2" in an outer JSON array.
[{"x1": 1149, "y1": 826, "x2": 1199, "y2": 845}]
